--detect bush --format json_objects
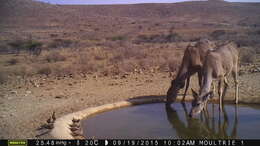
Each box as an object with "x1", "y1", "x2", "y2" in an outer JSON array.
[
  {"x1": 210, "y1": 30, "x2": 238, "y2": 41},
  {"x1": 7, "y1": 39, "x2": 43, "y2": 55},
  {"x1": 48, "y1": 39, "x2": 74, "y2": 48},
  {"x1": 0, "y1": 44, "x2": 9, "y2": 53},
  {"x1": 135, "y1": 32, "x2": 182, "y2": 44},
  {"x1": 45, "y1": 51, "x2": 66, "y2": 63},
  {"x1": 107, "y1": 35, "x2": 127, "y2": 41},
  {"x1": 240, "y1": 47, "x2": 256, "y2": 63},
  {"x1": 255, "y1": 46, "x2": 260, "y2": 54},
  {"x1": 165, "y1": 33, "x2": 182, "y2": 42},
  {"x1": 7, "y1": 58, "x2": 19, "y2": 65},
  {"x1": 0, "y1": 71, "x2": 8, "y2": 84},
  {"x1": 52, "y1": 65, "x2": 76, "y2": 77},
  {"x1": 74, "y1": 53, "x2": 99, "y2": 73},
  {"x1": 257, "y1": 30, "x2": 260, "y2": 35},
  {"x1": 210, "y1": 30, "x2": 226, "y2": 39},
  {"x1": 37, "y1": 66, "x2": 52, "y2": 76},
  {"x1": 24, "y1": 40, "x2": 43, "y2": 56},
  {"x1": 8, "y1": 40, "x2": 25, "y2": 54},
  {"x1": 91, "y1": 47, "x2": 107, "y2": 60},
  {"x1": 10, "y1": 65, "x2": 34, "y2": 77},
  {"x1": 168, "y1": 59, "x2": 180, "y2": 73}
]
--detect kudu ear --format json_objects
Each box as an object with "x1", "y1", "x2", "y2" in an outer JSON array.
[
  {"x1": 202, "y1": 91, "x2": 214, "y2": 102},
  {"x1": 191, "y1": 88, "x2": 198, "y2": 99}
]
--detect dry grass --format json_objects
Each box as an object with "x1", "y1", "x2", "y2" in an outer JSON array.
[
  {"x1": 1, "y1": 0, "x2": 260, "y2": 81},
  {"x1": 0, "y1": 41, "x2": 185, "y2": 80},
  {"x1": 47, "y1": 39, "x2": 75, "y2": 49},
  {"x1": 6, "y1": 58, "x2": 19, "y2": 65},
  {"x1": 0, "y1": 71, "x2": 8, "y2": 84},
  {"x1": 1, "y1": 34, "x2": 258, "y2": 81},
  {"x1": 240, "y1": 47, "x2": 257, "y2": 63},
  {"x1": 44, "y1": 51, "x2": 66, "y2": 63},
  {"x1": 37, "y1": 65, "x2": 52, "y2": 76}
]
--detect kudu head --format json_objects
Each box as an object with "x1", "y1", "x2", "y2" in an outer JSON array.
[
  {"x1": 189, "y1": 89, "x2": 214, "y2": 117},
  {"x1": 166, "y1": 79, "x2": 185, "y2": 103}
]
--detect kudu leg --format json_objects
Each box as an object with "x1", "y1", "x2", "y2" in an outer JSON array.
[
  {"x1": 212, "y1": 82, "x2": 216, "y2": 96},
  {"x1": 198, "y1": 71, "x2": 203, "y2": 88},
  {"x1": 182, "y1": 76, "x2": 190, "y2": 103},
  {"x1": 222, "y1": 77, "x2": 229, "y2": 100},
  {"x1": 232, "y1": 70, "x2": 239, "y2": 104},
  {"x1": 218, "y1": 79, "x2": 224, "y2": 112}
]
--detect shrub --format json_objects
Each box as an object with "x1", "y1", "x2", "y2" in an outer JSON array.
[
  {"x1": 210, "y1": 30, "x2": 237, "y2": 41},
  {"x1": 7, "y1": 58, "x2": 19, "y2": 65},
  {"x1": 168, "y1": 59, "x2": 180, "y2": 73},
  {"x1": 91, "y1": 48, "x2": 107, "y2": 60},
  {"x1": 0, "y1": 44, "x2": 9, "y2": 54},
  {"x1": 107, "y1": 35, "x2": 127, "y2": 41},
  {"x1": 210, "y1": 30, "x2": 226, "y2": 39},
  {"x1": 240, "y1": 47, "x2": 256, "y2": 63},
  {"x1": 255, "y1": 46, "x2": 260, "y2": 54},
  {"x1": 48, "y1": 39, "x2": 74, "y2": 48},
  {"x1": 24, "y1": 40, "x2": 43, "y2": 56},
  {"x1": 52, "y1": 65, "x2": 76, "y2": 77},
  {"x1": 10, "y1": 65, "x2": 34, "y2": 77},
  {"x1": 0, "y1": 71, "x2": 8, "y2": 84},
  {"x1": 78, "y1": 61, "x2": 99, "y2": 74},
  {"x1": 135, "y1": 32, "x2": 182, "y2": 44},
  {"x1": 257, "y1": 30, "x2": 260, "y2": 35},
  {"x1": 37, "y1": 66, "x2": 52, "y2": 76},
  {"x1": 8, "y1": 40, "x2": 25, "y2": 54},
  {"x1": 45, "y1": 51, "x2": 66, "y2": 62},
  {"x1": 75, "y1": 53, "x2": 99, "y2": 73},
  {"x1": 109, "y1": 55, "x2": 124, "y2": 64},
  {"x1": 137, "y1": 58, "x2": 153, "y2": 70},
  {"x1": 7, "y1": 39, "x2": 43, "y2": 55},
  {"x1": 165, "y1": 33, "x2": 182, "y2": 42},
  {"x1": 50, "y1": 33, "x2": 58, "y2": 37}
]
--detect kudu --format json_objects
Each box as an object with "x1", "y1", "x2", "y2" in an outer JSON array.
[
  {"x1": 167, "y1": 39, "x2": 216, "y2": 103},
  {"x1": 189, "y1": 42, "x2": 239, "y2": 117}
]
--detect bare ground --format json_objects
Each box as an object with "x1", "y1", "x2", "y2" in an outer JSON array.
[{"x1": 0, "y1": 71, "x2": 260, "y2": 139}]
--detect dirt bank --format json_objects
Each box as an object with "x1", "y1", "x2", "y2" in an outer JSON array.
[{"x1": 0, "y1": 72, "x2": 259, "y2": 139}]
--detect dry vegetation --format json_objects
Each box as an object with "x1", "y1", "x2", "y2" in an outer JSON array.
[{"x1": 0, "y1": 0, "x2": 260, "y2": 83}]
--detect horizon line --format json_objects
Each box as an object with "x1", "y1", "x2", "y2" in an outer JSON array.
[{"x1": 35, "y1": 0, "x2": 260, "y2": 5}]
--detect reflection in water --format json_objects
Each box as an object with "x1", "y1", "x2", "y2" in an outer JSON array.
[
  {"x1": 84, "y1": 102, "x2": 260, "y2": 139},
  {"x1": 165, "y1": 103, "x2": 238, "y2": 139}
]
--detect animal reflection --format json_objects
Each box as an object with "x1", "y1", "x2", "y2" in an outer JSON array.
[{"x1": 165, "y1": 103, "x2": 238, "y2": 139}]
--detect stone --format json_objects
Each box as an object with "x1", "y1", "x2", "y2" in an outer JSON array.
[
  {"x1": 10, "y1": 90, "x2": 17, "y2": 94},
  {"x1": 26, "y1": 91, "x2": 32, "y2": 94},
  {"x1": 55, "y1": 95, "x2": 65, "y2": 99}
]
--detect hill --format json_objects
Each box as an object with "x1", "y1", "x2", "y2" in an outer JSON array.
[
  {"x1": 0, "y1": 0, "x2": 260, "y2": 78},
  {"x1": 1, "y1": 0, "x2": 260, "y2": 42}
]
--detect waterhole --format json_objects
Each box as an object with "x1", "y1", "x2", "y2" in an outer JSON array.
[{"x1": 82, "y1": 103, "x2": 260, "y2": 139}]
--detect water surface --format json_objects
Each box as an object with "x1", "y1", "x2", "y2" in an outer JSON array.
[{"x1": 82, "y1": 103, "x2": 260, "y2": 139}]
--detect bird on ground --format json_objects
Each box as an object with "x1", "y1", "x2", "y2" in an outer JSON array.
[
  {"x1": 71, "y1": 129, "x2": 83, "y2": 137},
  {"x1": 70, "y1": 126, "x2": 80, "y2": 132},
  {"x1": 72, "y1": 118, "x2": 80, "y2": 123},
  {"x1": 52, "y1": 111, "x2": 56, "y2": 121},
  {"x1": 46, "y1": 117, "x2": 52, "y2": 124},
  {"x1": 69, "y1": 122, "x2": 80, "y2": 128}
]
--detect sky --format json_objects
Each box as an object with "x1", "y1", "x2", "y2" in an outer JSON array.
[{"x1": 36, "y1": 0, "x2": 260, "y2": 5}]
